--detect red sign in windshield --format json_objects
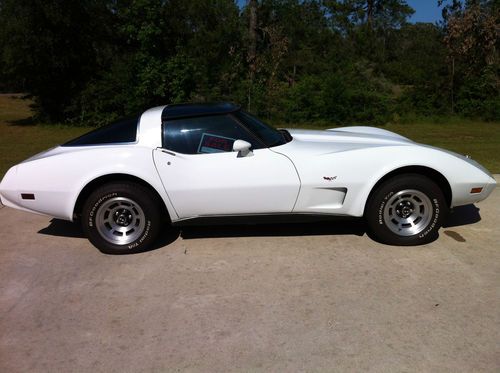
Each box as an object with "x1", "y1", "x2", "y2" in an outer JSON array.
[{"x1": 198, "y1": 133, "x2": 235, "y2": 153}]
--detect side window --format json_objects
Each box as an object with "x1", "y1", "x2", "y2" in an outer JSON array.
[
  {"x1": 63, "y1": 116, "x2": 139, "y2": 146},
  {"x1": 162, "y1": 115, "x2": 263, "y2": 154}
]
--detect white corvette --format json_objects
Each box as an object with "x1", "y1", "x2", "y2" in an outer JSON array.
[{"x1": 0, "y1": 103, "x2": 496, "y2": 254}]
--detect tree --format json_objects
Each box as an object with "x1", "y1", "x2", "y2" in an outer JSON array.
[
  {"x1": 0, "y1": 0, "x2": 496, "y2": 124},
  {"x1": 439, "y1": 0, "x2": 499, "y2": 116},
  {"x1": 247, "y1": 0, "x2": 258, "y2": 110},
  {"x1": 442, "y1": 0, "x2": 498, "y2": 72},
  {"x1": 324, "y1": 0, "x2": 414, "y2": 30},
  {"x1": 0, "y1": 0, "x2": 113, "y2": 121}
]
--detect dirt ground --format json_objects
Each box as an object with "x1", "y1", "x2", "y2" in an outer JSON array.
[{"x1": 1, "y1": 183, "x2": 499, "y2": 372}]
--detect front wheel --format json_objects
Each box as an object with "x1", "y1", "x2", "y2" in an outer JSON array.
[
  {"x1": 365, "y1": 174, "x2": 447, "y2": 245},
  {"x1": 82, "y1": 182, "x2": 162, "y2": 254}
]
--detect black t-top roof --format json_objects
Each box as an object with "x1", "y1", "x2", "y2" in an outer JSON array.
[{"x1": 161, "y1": 102, "x2": 240, "y2": 121}]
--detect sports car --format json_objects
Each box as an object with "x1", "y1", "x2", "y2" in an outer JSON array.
[{"x1": 0, "y1": 102, "x2": 496, "y2": 254}]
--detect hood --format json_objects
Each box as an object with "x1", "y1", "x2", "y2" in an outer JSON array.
[
  {"x1": 279, "y1": 126, "x2": 414, "y2": 156},
  {"x1": 288, "y1": 126, "x2": 412, "y2": 144}
]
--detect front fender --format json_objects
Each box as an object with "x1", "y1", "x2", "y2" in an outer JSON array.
[{"x1": 344, "y1": 145, "x2": 495, "y2": 217}]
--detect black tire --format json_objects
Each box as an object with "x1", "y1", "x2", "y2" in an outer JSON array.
[
  {"x1": 82, "y1": 182, "x2": 162, "y2": 254},
  {"x1": 365, "y1": 174, "x2": 447, "y2": 245}
]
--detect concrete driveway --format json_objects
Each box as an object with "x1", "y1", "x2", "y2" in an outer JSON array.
[{"x1": 1, "y1": 184, "x2": 499, "y2": 372}]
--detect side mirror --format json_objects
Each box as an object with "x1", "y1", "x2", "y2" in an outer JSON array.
[{"x1": 233, "y1": 139, "x2": 253, "y2": 157}]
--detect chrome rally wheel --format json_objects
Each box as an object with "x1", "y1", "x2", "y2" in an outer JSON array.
[
  {"x1": 365, "y1": 174, "x2": 447, "y2": 245},
  {"x1": 95, "y1": 197, "x2": 146, "y2": 245},
  {"x1": 82, "y1": 182, "x2": 162, "y2": 254},
  {"x1": 383, "y1": 189, "x2": 433, "y2": 237}
]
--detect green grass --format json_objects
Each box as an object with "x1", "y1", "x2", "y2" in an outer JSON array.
[
  {"x1": 278, "y1": 119, "x2": 500, "y2": 173},
  {"x1": 0, "y1": 95, "x2": 93, "y2": 178},
  {"x1": 0, "y1": 95, "x2": 499, "y2": 180},
  {"x1": 384, "y1": 121, "x2": 500, "y2": 173}
]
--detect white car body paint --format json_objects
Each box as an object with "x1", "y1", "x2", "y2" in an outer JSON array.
[
  {"x1": 0, "y1": 107, "x2": 496, "y2": 224},
  {"x1": 0, "y1": 145, "x2": 176, "y2": 221},
  {"x1": 275, "y1": 129, "x2": 496, "y2": 216},
  {"x1": 154, "y1": 148, "x2": 300, "y2": 218}
]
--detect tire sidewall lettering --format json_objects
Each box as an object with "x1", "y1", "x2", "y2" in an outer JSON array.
[
  {"x1": 128, "y1": 220, "x2": 151, "y2": 249},
  {"x1": 89, "y1": 191, "x2": 152, "y2": 250},
  {"x1": 418, "y1": 198, "x2": 440, "y2": 238},
  {"x1": 367, "y1": 175, "x2": 446, "y2": 245},
  {"x1": 88, "y1": 192, "x2": 118, "y2": 228},
  {"x1": 82, "y1": 183, "x2": 162, "y2": 254},
  {"x1": 378, "y1": 188, "x2": 441, "y2": 239},
  {"x1": 378, "y1": 191, "x2": 393, "y2": 225}
]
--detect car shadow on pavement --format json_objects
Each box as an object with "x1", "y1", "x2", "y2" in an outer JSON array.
[
  {"x1": 37, "y1": 204, "x2": 480, "y2": 249},
  {"x1": 38, "y1": 219, "x2": 181, "y2": 253},
  {"x1": 38, "y1": 219, "x2": 86, "y2": 238},
  {"x1": 443, "y1": 204, "x2": 481, "y2": 228},
  {"x1": 38, "y1": 217, "x2": 366, "y2": 241},
  {"x1": 180, "y1": 219, "x2": 366, "y2": 240}
]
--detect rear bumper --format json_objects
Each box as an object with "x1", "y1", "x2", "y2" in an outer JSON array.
[{"x1": 0, "y1": 165, "x2": 73, "y2": 220}]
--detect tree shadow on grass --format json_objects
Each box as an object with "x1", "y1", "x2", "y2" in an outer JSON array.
[{"x1": 7, "y1": 117, "x2": 37, "y2": 126}]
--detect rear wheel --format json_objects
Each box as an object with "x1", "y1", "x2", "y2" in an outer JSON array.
[
  {"x1": 82, "y1": 182, "x2": 162, "y2": 254},
  {"x1": 365, "y1": 174, "x2": 447, "y2": 245}
]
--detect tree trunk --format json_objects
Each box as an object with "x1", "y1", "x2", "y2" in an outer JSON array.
[
  {"x1": 451, "y1": 57, "x2": 455, "y2": 114},
  {"x1": 248, "y1": 0, "x2": 258, "y2": 110},
  {"x1": 366, "y1": 0, "x2": 374, "y2": 28}
]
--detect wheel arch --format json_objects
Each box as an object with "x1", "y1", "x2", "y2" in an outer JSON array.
[
  {"x1": 73, "y1": 173, "x2": 171, "y2": 222},
  {"x1": 364, "y1": 166, "x2": 452, "y2": 214}
]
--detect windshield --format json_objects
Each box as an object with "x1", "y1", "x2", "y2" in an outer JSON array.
[{"x1": 233, "y1": 110, "x2": 290, "y2": 147}]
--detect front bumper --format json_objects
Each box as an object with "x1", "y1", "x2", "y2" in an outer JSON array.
[{"x1": 451, "y1": 176, "x2": 497, "y2": 207}]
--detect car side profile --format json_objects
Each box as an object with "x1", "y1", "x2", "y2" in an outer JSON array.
[{"x1": 0, "y1": 103, "x2": 496, "y2": 254}]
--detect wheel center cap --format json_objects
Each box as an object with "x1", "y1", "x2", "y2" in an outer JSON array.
[
  {"x1": 114, "y1": 209, "x2": 132, "y2": 226},
  {"x1": 396, "y1": 201, "x2": 414, "y2": 218}
]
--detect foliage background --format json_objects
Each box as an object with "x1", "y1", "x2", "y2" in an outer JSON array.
[{"x1": 0, "y1": 0, "x2": 498, "y2": 126}]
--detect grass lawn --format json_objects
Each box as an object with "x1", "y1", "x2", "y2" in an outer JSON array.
[
  {"x1": 0, "y1": 95, "x2": 93, "y2": 178},
  {"x1": 383, "y1": 121, "x2": 500, "y2": 173},
  {"x1": 283, "y1": 119, "x2": 500, "y2": 173},
  {"x1": 0, "y1": 94, "x2": 499, "y2": 179}
]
